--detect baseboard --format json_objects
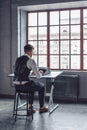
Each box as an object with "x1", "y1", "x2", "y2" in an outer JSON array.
[
  {"x1": 0, "y1": 94, "x2": 14, "y2": 99},
  {"x1": 0, "y1": 94, "x2": 87, "y2": 104}
]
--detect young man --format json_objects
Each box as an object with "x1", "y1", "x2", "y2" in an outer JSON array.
[{"x1": 14, "y1": 44, "x2": 48, "y2": 114}]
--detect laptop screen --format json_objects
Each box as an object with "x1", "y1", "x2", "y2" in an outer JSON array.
[{"x1": 38, "y1": 67, "x2": 51, "y2": 75}]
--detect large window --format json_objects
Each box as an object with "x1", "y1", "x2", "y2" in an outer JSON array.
[{"x1": 27, "y1": 8, "x2": 87, "y2": 70}]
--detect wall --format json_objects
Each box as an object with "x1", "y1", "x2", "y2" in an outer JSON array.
[
  {"x1": 0, "y1": 0, "x2": 14, "y2": 95},
  {"x1": 0, "y1": 0, "x2": 87, "y2": 101}
]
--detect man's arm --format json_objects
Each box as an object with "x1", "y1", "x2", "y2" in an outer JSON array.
[{"x1": 27, "y1": 58, "x2": 41, "y2": 78}]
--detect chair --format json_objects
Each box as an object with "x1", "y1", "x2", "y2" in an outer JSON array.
[{"x1": 13, "y1": 85, "x2": 33, "y2": 121}]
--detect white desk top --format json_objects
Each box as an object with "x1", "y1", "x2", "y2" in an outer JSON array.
[
  {"x1": 30, "y1": 71, "x2": 62, "y2": 78},
  {"x1": 45, "y1": 71, "x2": 62, "y2": 78},
  {"x1": 8, "y1": 71, "x2": 63, "y2": 79}
]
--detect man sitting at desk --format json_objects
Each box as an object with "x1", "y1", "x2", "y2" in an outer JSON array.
[{"x1": 13, "y1": 44, "x2": 48, "y2": 114}]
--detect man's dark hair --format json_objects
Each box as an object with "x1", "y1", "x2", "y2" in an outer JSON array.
[{"x1": 24, "y1": 44, "x2": 34, "y2": 53}]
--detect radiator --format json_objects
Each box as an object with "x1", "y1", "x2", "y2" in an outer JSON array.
[{"x1": 46, "y1": 74, "x2": 79, "y2": 101}]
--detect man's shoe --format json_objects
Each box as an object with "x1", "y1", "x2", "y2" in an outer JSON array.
[
  {"x1": 31, "y1": 109, "x2": 36, "y2": 113},
  {"x1": 27, "y1": 108, "x2": 36, "y2": 116},
  {"x1": 27, "y1": 110, "x2": 32, "y2": 116},
  {"x1": 27, "y1": 109, "x2": 36, "y2": 116},
  {"x1": 39, "y1": 106, "x2": 48, "y2": 113},
  {"x1": 29, "y1": 106, "x2": 36, "y2": 113}
]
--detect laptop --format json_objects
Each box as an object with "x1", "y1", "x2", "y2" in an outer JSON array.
[{"x1": 38, "y1": 67, "x2": 51, "y2": 75}]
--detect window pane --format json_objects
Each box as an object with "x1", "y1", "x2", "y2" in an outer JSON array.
[
  {"x1": 83, "y1": 25, "x2": 87, "y2": 39},
  {"x1": 50, "y1": 11, "x2": 59, "y2": 25},
  {"x1": 71, "y1": 25, "x2": 80, "y2": 39},
  {"x1": 60, "y1": 11, "x2": 69, "y2": 25},
  {"x1": 83, "y1": 9, "x2": 87, "y2": 23},
  {"x1": 71, "y1": 10, "x2": 80, "y2": 24},
  {"x1": 83, "y1": 55, "x2": 87, "y2": 69},
  {"x1": 28, "y1": 41, "x2": 37, "y2": 54},
  {"x1": 83, "y1": 40, "x2": 87, "y2": 54},
  {"x1": 38, "y1": 12, "x2": 47, "y2": 25},
  {"x1": 71, "y1": 40, "x2": 80, "y2": 54},
  {"x1": 50, "y1": 26, "x2": 59, "y2": 39},
  {"x1": 71, "y1": 55, "x2": 80, "y2": 69},
  {"x1": 60, "y1": 40, "x2": 69, "y2": 54},
  {"x1": 28, "y1": 13, "x2": 37, "y2": 26},
  {"x1": 38, "y1": 27, "x2": 47, "y2": 40},
  {"x1": 38, "y1": 41, "x2": 47, "y2": 54},
  {"x1": 50, "y1": 55, "x2": 59, "y2": 69},
  {"x1": 28, "y1": 27, "x2": 37, "y2": 40},
  {"x1": 60, "y1": 26, "x2": 69, "y2": 39},
  {"x1": 39, "y1": 55, "x2": 47, "y2": 67},
  {"x1": 60, "y1": 55, "x2": 69, "y2": 69},
  {"x1": 50, "y1": 41, "x2": 59, "y2": 54},
  {"x1": 32, "y1": 55, "x2": 37, "y2": 64}
]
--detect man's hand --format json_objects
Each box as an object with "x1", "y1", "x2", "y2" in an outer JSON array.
[
  {"x1": 39, "y1": 70, "x2": 44, "y2": 76},
  {"x1": 31, "y1": 71, "x2": 35, "y2": 75}
]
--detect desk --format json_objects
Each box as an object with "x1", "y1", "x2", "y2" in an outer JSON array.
[
  {"x1": 8, "y1": 71, "x2": 62, "y2": 114},
  {"x1": 40, "y1": 71, "x2": 63, "y2": 114}
]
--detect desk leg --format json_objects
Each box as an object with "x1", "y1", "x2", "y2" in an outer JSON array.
[{"x1": 48, "y1": 78, "x2": 59, "y2": 114}]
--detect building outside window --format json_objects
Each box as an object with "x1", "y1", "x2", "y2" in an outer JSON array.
[{"x1": 27, "y1": 8, "x2": 87, "y2": 70}]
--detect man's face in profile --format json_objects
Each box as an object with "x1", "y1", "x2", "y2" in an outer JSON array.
[{"x1": 27, "y1": 49, "x2": 34, "y2": 57}]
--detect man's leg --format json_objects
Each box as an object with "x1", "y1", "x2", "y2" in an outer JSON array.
[
  {"x1": 31, "y1": 81, "x2": 48, "y2": 113},
  {"x1": 28, "y1": 92, "x2": 36, "y2": 113},
  {"x1": 28, "y1": 92, "x2": 34, "y2": 105},
  {"x1": 23, "y1": 83, "x2": 36, "y2": 114}
]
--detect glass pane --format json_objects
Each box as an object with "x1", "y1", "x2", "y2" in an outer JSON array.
[
  {"x1": 28, "y1": 13, "x2": 37, "y2": 26},
  {"x1": 60, "y1": 11, "x2": 69, "y2": 24},
  {"x1": 50, "y1": 26, "x2": 59, "y2": 39},
  {"x1": 28, "y1": 27, "x2": 37, "y2": 40},
  {"x1": 32, "y1": 55, "x2": 37, "y2": 64},
  {"x1": 71, "y1": 40, "x2": 80, "y2": 54},
  {"x1": 50, "y1": 11, "x2": 59, "y2": 25},
  {"x1": 50, "y1": 41, "x2": 59, "y2": 54},
  {"x1": 83, "y1": 25, "x2": 87, "y2": 39},
  {"x1": 71, "y1": 25, "x2": 80, "y2": 39},
  {"x1": 38, "y1": 12, "x2": 47, "y2": 25},
  {"x1": 28, "y1": 41, "x2": 37, "y2": 54},
  {"x1": 83, "y1": 9, "x2": 87, "y2": 23},
  {"x1": 39, "y1": 55, "x2": 47, "y2": 67},
  {"x1": 60, "y1": 55, "x2": 69, "y2": 69},
  {"x1": 60, "y1": 26, "x2": 69, "y2": 39},
  {"x1": 50, "y1": 55, "x2": 59, "y2": 69},
  {"x1": 83, "y1": 55, "x2": 87, "y2": 69},
  {"x1": 38, "y1": 27, "x2": 47, "y2": 40},
  {"x1": 38, "y1": 41, "x2": 47, "y2": 54},
  {"x1": 71, "y1": 10, "x2": 80, "y2": 24},
  {"x1": 60, "y1": 40, "x2": 69, "y2": 54},
  {"x1": 71, "y1": 55, "x2": 80, "y2": 69},
  {"x1": 83, "y1": 40, "x2": 87, "y2": 54}
]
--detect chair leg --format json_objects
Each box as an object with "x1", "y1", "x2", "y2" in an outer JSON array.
[
  {"x1": 13, "y1": 91, "x2": 34, "y2": 121},
  {"x1": 27, "y1": 93, "x2": 33, "y2": 120},
  {"x1": 13, "y1": 91, "x2": 16, "y2": 117},
  {"x1": 31, "y1": 105, "x2": 33, "y2": 120},
  {"x1": 27, "y1": 93, "x2": 28, "y2": 115},
  {"x1": 29, "y1": 93, "x2": 33, "y2": 120},
  {"x1": 14, "y1": 93, "x2": 19, "y2": 121}
]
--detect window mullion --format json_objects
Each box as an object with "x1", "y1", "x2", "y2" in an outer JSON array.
[
  {"x1": 47, "y1": 11, "x2": 50, "y2": 68},
  {"x1": 80, "y1": 9, "x2": 83, "y2": 70}
]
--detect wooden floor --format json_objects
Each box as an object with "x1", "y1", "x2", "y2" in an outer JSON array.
[{"x1": 0, "y1": 98, "x2": 87, "y2": 130}]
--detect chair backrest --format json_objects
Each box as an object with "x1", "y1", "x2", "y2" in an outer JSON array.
[{"x1": 14, "y1": 55, "x2": 30, "y2": 81}]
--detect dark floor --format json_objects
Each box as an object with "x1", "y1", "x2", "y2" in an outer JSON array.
[{"x1": 0, "y1": 98, "x2": 87, "y2": 130}]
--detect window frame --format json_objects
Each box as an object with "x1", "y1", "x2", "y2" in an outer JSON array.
[{"x1": 26, "y1": 7, "x2": 87, "y2": 71}]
